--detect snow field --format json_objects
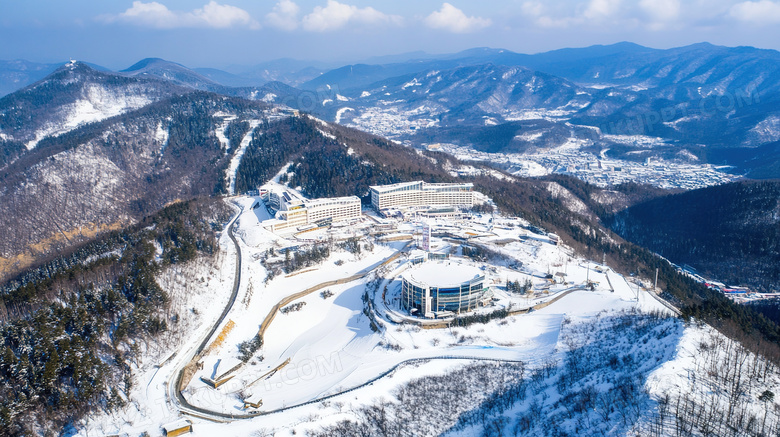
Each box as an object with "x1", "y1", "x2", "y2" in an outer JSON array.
[
  {"x1": 80, "y1": 196, "x2": 707, "y2": 437},
  {"x1": 179, "y1": 202, "x2": 673, "y2": 428}
]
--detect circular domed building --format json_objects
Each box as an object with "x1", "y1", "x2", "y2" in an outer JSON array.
[{"x1": 401, "y1": 260, "x2": 491, "y2": 318}]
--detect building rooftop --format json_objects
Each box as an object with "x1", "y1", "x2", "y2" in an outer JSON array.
[
  {"x1": 404, "y1": 261, "x2": 483, "y2": 288},
  {"x1": 304, "y1": 196, "x2": 361, "y2": 208},
  {"x1": 369, "y1": 181, "x2": 422, "y2": 193},
  {"x1": 369, "y1": 181, "x2": 474, "y2": 193},
  {"x1": 162, "y1": 419, "x2": 192, "y2": 431}
]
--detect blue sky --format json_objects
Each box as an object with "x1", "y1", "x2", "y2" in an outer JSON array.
[{"x1": 2, "y1": 0, "x2": 780, "y2": 69}]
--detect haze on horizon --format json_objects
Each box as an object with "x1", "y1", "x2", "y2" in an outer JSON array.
[{"x1": 2, "y1": 0, "x2": 780, "y2": 70}]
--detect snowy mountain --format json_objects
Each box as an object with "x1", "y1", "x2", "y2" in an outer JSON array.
[
  {"x1": 0, "y1": 90, "x2": 271, "y2": 280},
  {"x1": 319, "y1": 63, "x2": 592, "y2": 141},
  {"x1": 5, "y1": 44, "x2": 780, "y2": 177},
  {"x1": 3, "y1": 55, "x2": 780, "y2": 436},
  {"x1": 219, "y1": 57, "x2": 330, "y2": 87},
  {"x1": 291, "y1": 43, "x2": 780, "y2": 179},
  {"x1": 120, "y1": 58, "x2": 224, "y2": 92},
  {"x1": 0, "y1": 61, "x2": 188, "y2": 154}
]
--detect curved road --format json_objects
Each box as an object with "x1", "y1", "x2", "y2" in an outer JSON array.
[
  {"x1": 164, "y1": 207, "x2": 547, "y2": 422},
  {"x1": 167, "y1": 203, "x2": 245, "y2": 419}
]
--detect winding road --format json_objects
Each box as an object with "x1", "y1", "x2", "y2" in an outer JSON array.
[
  {"x1": 166, "y1": 204, "x2": 245, "y2": 420},
  {"x1": 161, "y1": 204, "x2": 569, "y2": 422}
]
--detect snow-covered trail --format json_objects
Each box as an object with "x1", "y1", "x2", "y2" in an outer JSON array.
[
  {"x1": 228, "y1": 120, "x2": 261, "y2": 195},
  {"x1": 214, "y1": 114, "x2": 237, "y2": 151}
]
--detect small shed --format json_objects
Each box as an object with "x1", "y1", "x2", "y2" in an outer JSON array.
[{"x1": 162, "y1": 419, "x2": 193, "y2": 436}]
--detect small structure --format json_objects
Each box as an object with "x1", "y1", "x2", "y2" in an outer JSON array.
[
  {"x1": 162, "y1": 419, "x2": 193, "y2": 436},
  {"x1": 421, "y1": 223, "x2": 431, "y2": 251}
]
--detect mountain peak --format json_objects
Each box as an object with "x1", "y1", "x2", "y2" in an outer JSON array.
[
  {"x1": 118, "y1": 57, "x2": 220, "y2": 91},
  {"x1": 53, "y1": 60, "x2": 95, "y2": 74},
  {"x1": 40, "y1": 61, "x2": 106, "y2": 84},
  {"x1": 122, "y1": 57, "x2": 183, "y2": 73}
]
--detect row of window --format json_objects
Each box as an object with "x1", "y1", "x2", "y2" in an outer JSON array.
[
  {"x1": 401, "y1": 278, "x2": 488, "y2": 314},
  {"x1": 376, "y1": 192, "x2": 474, "y2": 209}
]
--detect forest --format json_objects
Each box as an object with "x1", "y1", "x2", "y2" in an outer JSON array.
[
  {"x1": 0, "y1": 198, "x2": 231, "y2": 435},
  {"x1": 608, "y1": 180, "x2": 780, "y2": 292},
  {"x1": 0, "y1": 92, "x2": 267, "y2": 282},
  {"x1": 234, "y1": 115, "x2": 452, "y2": 200}
]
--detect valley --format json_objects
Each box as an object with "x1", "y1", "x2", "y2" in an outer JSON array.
[
  {"x1": 1, "y1": 36, "x2": 779, "y2": 437},
  {"x1": 436, "y1": 141, "x2": 738, "y2": 190}
]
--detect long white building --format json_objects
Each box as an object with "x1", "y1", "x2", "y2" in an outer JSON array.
[
  {"x1": 369, "y1": 181, "x2": 475, "y2": 210},
  {"x1": 263, "y1": 189, "x2": 361, "y2": 233}
]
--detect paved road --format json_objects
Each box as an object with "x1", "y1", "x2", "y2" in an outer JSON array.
[
  {"x1": 167, "y1": 203, "x2": 246, "y2": 419},
  {"x1": 164, "y1": 214, "x2": 561, "y2": 422}
]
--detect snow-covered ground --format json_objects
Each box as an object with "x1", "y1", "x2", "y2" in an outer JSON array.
[
  {"x1": 26, "y1": 85, "x2": 153, "y2": 150},
  {"x1": 439, "y1": 142, "x2": 740, "y2": 190},
  {"x1": 227, "y1": 120, "x2": 262, "y2": 195},
  {"x1": 78, "y1": 196, "x2": 778, "y2": 436}
]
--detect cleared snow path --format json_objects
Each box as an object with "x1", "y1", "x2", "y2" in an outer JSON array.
[
  {"x1": 228, "y1": 120, "x2": 261, "y2": 195},
  {"x1": 214, "y1": 114, "x2": 237, "y2": 151}
]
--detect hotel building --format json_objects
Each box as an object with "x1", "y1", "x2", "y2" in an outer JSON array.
[
  {"x1": 263, "y1": 189, "x2": 361, "y2": 233},
  {"x1": 369, "y1": 181, "x2": 475, "y2": 211}
]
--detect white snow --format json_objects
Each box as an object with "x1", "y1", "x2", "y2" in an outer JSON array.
[
  {"x1": 514, "y1": 131, "x2": 544, "y2": 142},
  {"x1": 227, "y1": 120, "x2": 261, "y2": 195},
  {"x1": 334, "y1": 107, "x2": 354, "y2": 124},
  {"x1": 155, "y1": 121, "x2": 169, "y2": 146},
  {"x1": 747, "y1": 115, "x2": 780, "y2": 145},
  {"x1": 317, "y1": 128, "x2": 336, "y2": 140},
  {"x1": 402, "y1": 78, "x2": 422, "y2": 89},
  {"x1": 78, "y1": 192, "x2": 765, "y2": 436},
  {"x1": 404, "y1": 261, "x2": 482, "y2": 287},
  {"x1": 26, "y1": 85, "x2": 153, "y2": 150},
  {"x1": 213, "y1": 114, "x2": 236, "y2": 151}
]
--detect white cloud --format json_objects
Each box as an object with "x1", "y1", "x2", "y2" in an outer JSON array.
[
  {"x1": 520, "y1": 1, "x2": 580, "y2": 28},
  {"x1": 521, "y1": 0, "x2": 614, "y2": 28},
  {"x1": 730, "y1": 0, "x2": 780, "y2": 24},
  {"x1": 266, "y1": 0, "x2": 300, "y2": 31},
  {"x1": 106, "y1": 1, "x2": 259, "y2": 29},
  {"x1": 521, "y1": 1, "x2": 544, "y2": 18},
  {"x1": 639, "y1": 0, "x2": 680, "y2": 29},
  {"x1": 301, "y1": 0, "x2": 402, "y2": 32},
  {"x1": 424, "y1": 3, "x2": 491, "y2": 33},
  {"x1": 583, "y1": 0, "x2": 622, "y2": 20}
]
